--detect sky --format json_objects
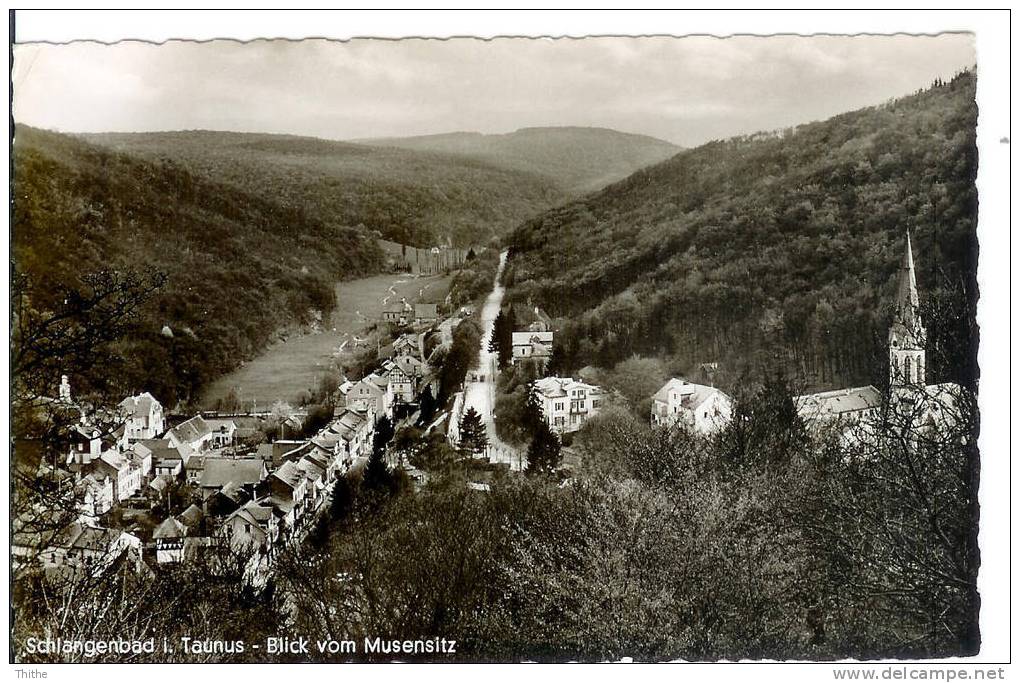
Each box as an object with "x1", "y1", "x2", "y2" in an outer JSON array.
[{"x1": 12, "y1": 34, "x2": 975, "y2": 147}]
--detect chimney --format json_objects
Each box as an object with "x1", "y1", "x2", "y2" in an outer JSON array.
[{"x1": 59, "y1": 375, "x2": 71, "y2": 402}]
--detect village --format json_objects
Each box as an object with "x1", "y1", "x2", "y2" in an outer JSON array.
[{"x1": 12, "y1": 234, "x2": 963, "y2": 587}]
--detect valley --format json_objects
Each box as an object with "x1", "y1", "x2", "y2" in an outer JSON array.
[{"x1": 200, "y1": 271, "x2": 451, "y2": 409}]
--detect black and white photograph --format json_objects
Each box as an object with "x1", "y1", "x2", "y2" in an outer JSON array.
[{"x1": 6, "y1": 9, "x2": 1012, "y2": 674}]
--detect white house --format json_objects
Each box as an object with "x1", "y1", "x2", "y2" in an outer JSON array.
[
  {"x1": 336, "y1": 409, "x2": 373, "y2": 459},
  {"x1": 166, "y1": 415, "x2": 214, "y2": 454},
  {"x1": 204, "y1": 418, "x2": 238, "y2": 448},
  {"x1": 268, "y1": 461, "x2": 308, "y2": 532},
  {"x1": 512, "y1": 331, "x2": 554, "y2": 365},
  {"x1": 119, "y1": 392, "x2": 165, "y2": 442},
  {"x1": 152, "y1": 517, "x2": 188, "y2": 564},
  {"x1": 650, "y1": 379, "x2": 733, "y2": 434},
  {"x1": 77, "y1": 472, "x2": 115, "y2": 519},
  {"x1": 532, "y1": 377, "x2": 603, "y2": 434},
  {"x1": 344, "y1": 373, "x2": 393, "y2": 421},
  {"x1": 95, "y1": 451, "x2": 143, "y2": 502},
  {"x1": 220, "y1": 499, "x2": 279, "y2": 558}
]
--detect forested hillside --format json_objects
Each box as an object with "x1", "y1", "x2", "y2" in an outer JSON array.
[
  {"x1": 13, "y1": 126, "x2": 385, "y2": 408},
  {"x1": 504, "y1": 72, "x2": 979, "y2": 392},
  {"x1": 361, "y1": 126, "x2": 680, "y2": 195},
  {"x1": 82, "y1": 131, "x2": 567, "y2": 247}
]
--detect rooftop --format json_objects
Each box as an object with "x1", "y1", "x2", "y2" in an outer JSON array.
[
  {"x1": 796, "y1": 385, "x2": 883, "y2": 417},
  {"x1": 200, "y1": 457, "x2": 266, "y2": 489}
]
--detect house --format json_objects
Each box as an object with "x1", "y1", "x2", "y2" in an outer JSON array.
[
  {"x1": 77, "y1": 472, "x2": 115, "y2": 519},
  {"x1": 199, "y1": 457, "x2": 268, "y2": 499},
  {"x1": 384, "y1": 353, "x2": 430, "y2": 411},
  {"x1": 329, "y1": 408, "x2": 373, "y2": 464},
  {"x1": 532, "y1": 377, "x2": 604, "y2": 434},
  {"x1": 296, "y1": 454, "x2": 329, "y2": 510},
  {"x1": 345, "y1": 373, "x2": 392, "y2": 421},
  {"x1": 148, "y1": 473, "x2": 174, "y2": 495},
  {"x1": 178, "y1": 503, "x2": 205, "y2": 534},
  {"x1": 119, "y1": 392, "x2": 165, "y2": 442},
  {"x1": 136, "y1": 438, "x2": 193, "y2": 476},
  {"x1": 95, "y1": 451, "x2": 143, "y2": 502},
  {"x1": 220, "y1": 499, "x2": 279, "y2": 558},
  {"x1": 382, "y1": 299, "x2": 413, "y2": 325},
  {"x1": 204, "y1": 418, "x2": 238, "y2": 448},
  {"x1": 166, "y1": 415, "x2": 214, "y2": 454},
  {"x1": 126, "y1": 442, "x2": 154, "y2": 484},
  {"x1": 267, "y1": 460, "x2": 308, "y2": 531},
  {"x1": 256, "y1": 439, "x2": 309, "y2": 469},
  {"x1": 67, "y1": 424, "x2": 103, "y2": 467},
  {"x1": 651, "y1": 379, "x2": 734, "y2": 434},
  {"x1": 154, "y1": 458, "x2": 184, "y2": 478},
  {"x1": 184, "y1": 455, "x2": 206, "y2": 485},
  {"x1": 152, "y1": 517, "x2": 188, "y2": 564},
  {"x1": 414, "y1": 303, "x2": 439, "y2": 325},
  {"x1": 393, "y1": 333, "x2": 423, "y2": 359},
  {"x1": 205, "y1": 480, "x2": 252, "y2": 518},
  {"x1": 512, "y1": 331, "x2": 554, "y2": 365},
  {"x1": 385, "y1": 364, "x2": 417, "y2": 406},
  {"x1": 153, "y1": 503, "x2": 211, "y2": 564},
  {"x1": 30, "y1": 523, "x2": 142, "y2": 574}
]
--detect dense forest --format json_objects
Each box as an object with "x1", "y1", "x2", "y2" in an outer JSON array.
[
  {"x1": 362, "y1": 126, "x2": 679, "y2": 195},
  {"x1": 82, "y1": 131, "x2": 568, "y2": 247},
  {"x1": 13, "y1": 126, "x2": 385, "y2": 408},
  {"x1": 504, "y1": 72, "x2": 979, "y2": 393}
]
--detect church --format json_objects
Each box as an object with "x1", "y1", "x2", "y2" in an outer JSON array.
[{"x1": 796, "y1": 232, "x2": 965, "y2": 433}]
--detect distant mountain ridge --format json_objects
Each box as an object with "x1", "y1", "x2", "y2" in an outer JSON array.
[
  {"x1": 358, "y1": 126, "x2": 681, "y2": 195},
  {"x1": 81, "y1": 129, "x2": 569, "y2": 248}
]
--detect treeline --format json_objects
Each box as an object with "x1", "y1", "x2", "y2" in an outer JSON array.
[
  {"x1": 13, "y1": 126, "x2": 385, "y2": 408},
  {"x1": 504, "y1": 71, "x2": 979, "y2": 392},
  {"x1": 441, "y1": 244, "x2": 501, "y2": 310},
  {"x1": 83, "y1": 131, "x2": 567, "y2": 248}
]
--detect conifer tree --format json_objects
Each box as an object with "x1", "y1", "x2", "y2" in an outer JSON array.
[
  {"x1": 489, "y1": 310, "x2": 507, "y2": 354},
  {"x1": 526, "y1": 421, "x2": 561, "y2": 476},
  {"x1": 522, "y1": 381, "x2": 546, "y2": 435},
  {"x1": 458, "y1": 406, "x2": 489, "y2": 457}
]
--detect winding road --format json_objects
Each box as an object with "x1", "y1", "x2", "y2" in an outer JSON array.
[{"x1": 461, "y1": 251, "x2": 525, "y2": 470}]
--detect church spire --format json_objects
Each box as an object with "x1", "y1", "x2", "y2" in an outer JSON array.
[
  {"x1": 894, "y1": 230, "x2": 921, "y2": 328},
  {"x1": 889, "y1": 231, "x2": 926, "y2": 386}
]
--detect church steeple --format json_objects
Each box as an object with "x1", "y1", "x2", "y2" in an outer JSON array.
[{"x1": 889, "y1": 231, "x2": 926, "y2": 387}]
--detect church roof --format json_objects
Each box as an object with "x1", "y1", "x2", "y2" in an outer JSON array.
[{"x1": 796, "y1": 385, "x2": 882, "y2": 419}]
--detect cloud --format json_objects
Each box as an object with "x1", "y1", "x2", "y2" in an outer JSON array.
[{"x1": 12, "y1": 34, "x2": 975, "y2": 145}]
